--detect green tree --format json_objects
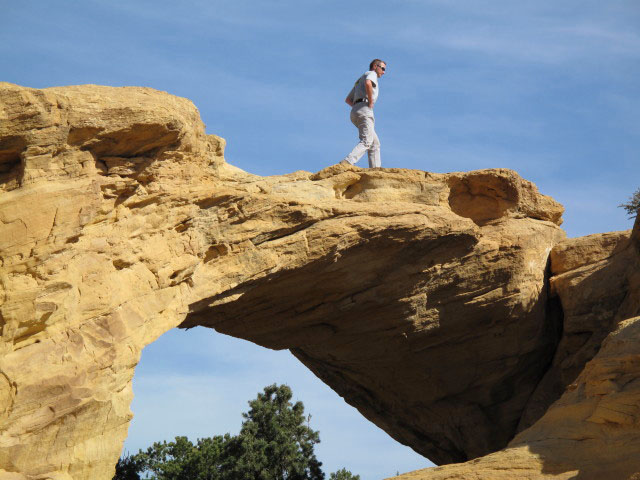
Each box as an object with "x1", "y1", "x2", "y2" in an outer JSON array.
[
  {"x1": 134, "y1": 435, "x2": 228, "y2": 480},
  {"x1": 221, "y1": 384, "x2": 324, "y2": 480},
  {"x1": 620, "y1": 187, "x2": 640, "y2": 218},
  {"x1": 113, "y1": 384, "x2": 328, "y2": 480},
  {"x1": 329, "y1": 468, "x2": 360, "y2": 480},
  {"x1": 113, "y1": 452, "x2": 142, "y2": 480}
]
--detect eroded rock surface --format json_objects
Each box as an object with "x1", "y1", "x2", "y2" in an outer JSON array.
[
  {"x1": 0, "y1": 83, "x2": 635, "y2": 480},
  {"x1": 391, "y1": 219, "x2": 640, "y2": 479}
]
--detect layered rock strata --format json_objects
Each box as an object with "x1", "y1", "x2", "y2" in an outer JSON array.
[{"x1": 0, "y1": 83, "x2": 636, "y2": 480}]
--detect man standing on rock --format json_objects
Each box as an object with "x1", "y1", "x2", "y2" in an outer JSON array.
[{"x1": 340, "y1": 59, "x2": 386, "y2": 168}]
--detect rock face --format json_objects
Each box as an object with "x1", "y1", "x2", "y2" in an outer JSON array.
[
  {"x1": 0, "y1": 83, "x2": 637, "y2": 480},
  {"x1": 392, "y1": 220, "x2": 640, "y2": 480}
]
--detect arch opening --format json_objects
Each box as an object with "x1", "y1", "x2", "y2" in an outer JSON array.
[{"x1": 123, "y1": 326, "x2": 431, "y2": 479}]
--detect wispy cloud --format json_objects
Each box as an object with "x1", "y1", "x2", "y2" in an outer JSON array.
[
  {"x1": 338, "y1": 2, "x2": 640, "y2": 67},
  {"x1": 557, "y1": 23, "x2": 640, "y2": 56}
]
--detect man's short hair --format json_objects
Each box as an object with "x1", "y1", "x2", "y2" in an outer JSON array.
[{"x1": 369, "y1": 59, "x2": 386, "y2": 70}]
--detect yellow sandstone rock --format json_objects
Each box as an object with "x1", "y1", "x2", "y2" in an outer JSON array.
[
  {"x1": 389, "y1": 198, "x2": 640, "y2": 480},
  {"x1": 0, "y1": 83, "x2": 637, "y2": 480}
]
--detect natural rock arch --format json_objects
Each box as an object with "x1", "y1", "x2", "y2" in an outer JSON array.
[{"x1": 1, "y1": 83, "x2": 639, "y2": 480}]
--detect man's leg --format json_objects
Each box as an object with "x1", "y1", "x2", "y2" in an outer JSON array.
[
  {"x1": 342, "y1": 109, "x2": 374, "y2": 165},
  {"x1": 367, "y1": 129, "x2": 381, "y2": 168}
]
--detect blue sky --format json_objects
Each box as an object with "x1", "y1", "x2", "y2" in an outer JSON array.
[{"x1": 3, "y1": 1, "x2": 639, "y2": 478}]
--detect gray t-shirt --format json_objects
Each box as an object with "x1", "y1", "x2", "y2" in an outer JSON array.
[{"x1": 348, "y1": 70, "x2": 379, "y2": 105}]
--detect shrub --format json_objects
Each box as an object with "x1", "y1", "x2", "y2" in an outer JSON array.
[{"x1": 619, "y1": 188, "x2": 640, "y2": 219}]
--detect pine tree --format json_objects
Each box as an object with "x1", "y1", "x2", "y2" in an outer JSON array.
[
  {"x1": 113, "y1": 452, "x2": 142, "y2": 480},
  {"x1": 132, "y1": 435, "x2": 227, "y2": 480},
  {"x1": 329, "y1": 468, "x2": 360, "y2": 480},
  {"x1": 221, "y1": 384, "x2": 324, "y2": 480},
  {"x1": 113, "y1": 384, "x2": 328, "y2": 480}
]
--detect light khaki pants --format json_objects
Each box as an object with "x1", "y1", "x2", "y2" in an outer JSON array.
[{"x1": 342, "y1": 103, "x2": 381, "y2": 168}]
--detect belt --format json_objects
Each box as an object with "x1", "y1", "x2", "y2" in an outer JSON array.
[{"x1": 354, "y1": 98, "x2": 368, "y2": 104}]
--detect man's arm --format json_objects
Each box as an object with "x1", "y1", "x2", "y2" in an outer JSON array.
[
  {"x1": 345, "y1": 95, "x2": 354, "y2": 106},
  {"x1": 365, "y1": 80, "x2": 374, "y2": 108}
]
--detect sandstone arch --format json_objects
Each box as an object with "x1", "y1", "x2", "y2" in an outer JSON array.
[{"x1": 1, "y1": 83, "x2": 638, "y2": 480}]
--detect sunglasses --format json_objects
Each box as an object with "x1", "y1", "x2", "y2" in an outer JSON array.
[{"x1": 377, "y1": 65, "x2": 386, "y2": 71}]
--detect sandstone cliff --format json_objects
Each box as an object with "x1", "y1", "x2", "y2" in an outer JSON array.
[{"x1": 0, "y1": 83, "x2": 637, "y2": 480}]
